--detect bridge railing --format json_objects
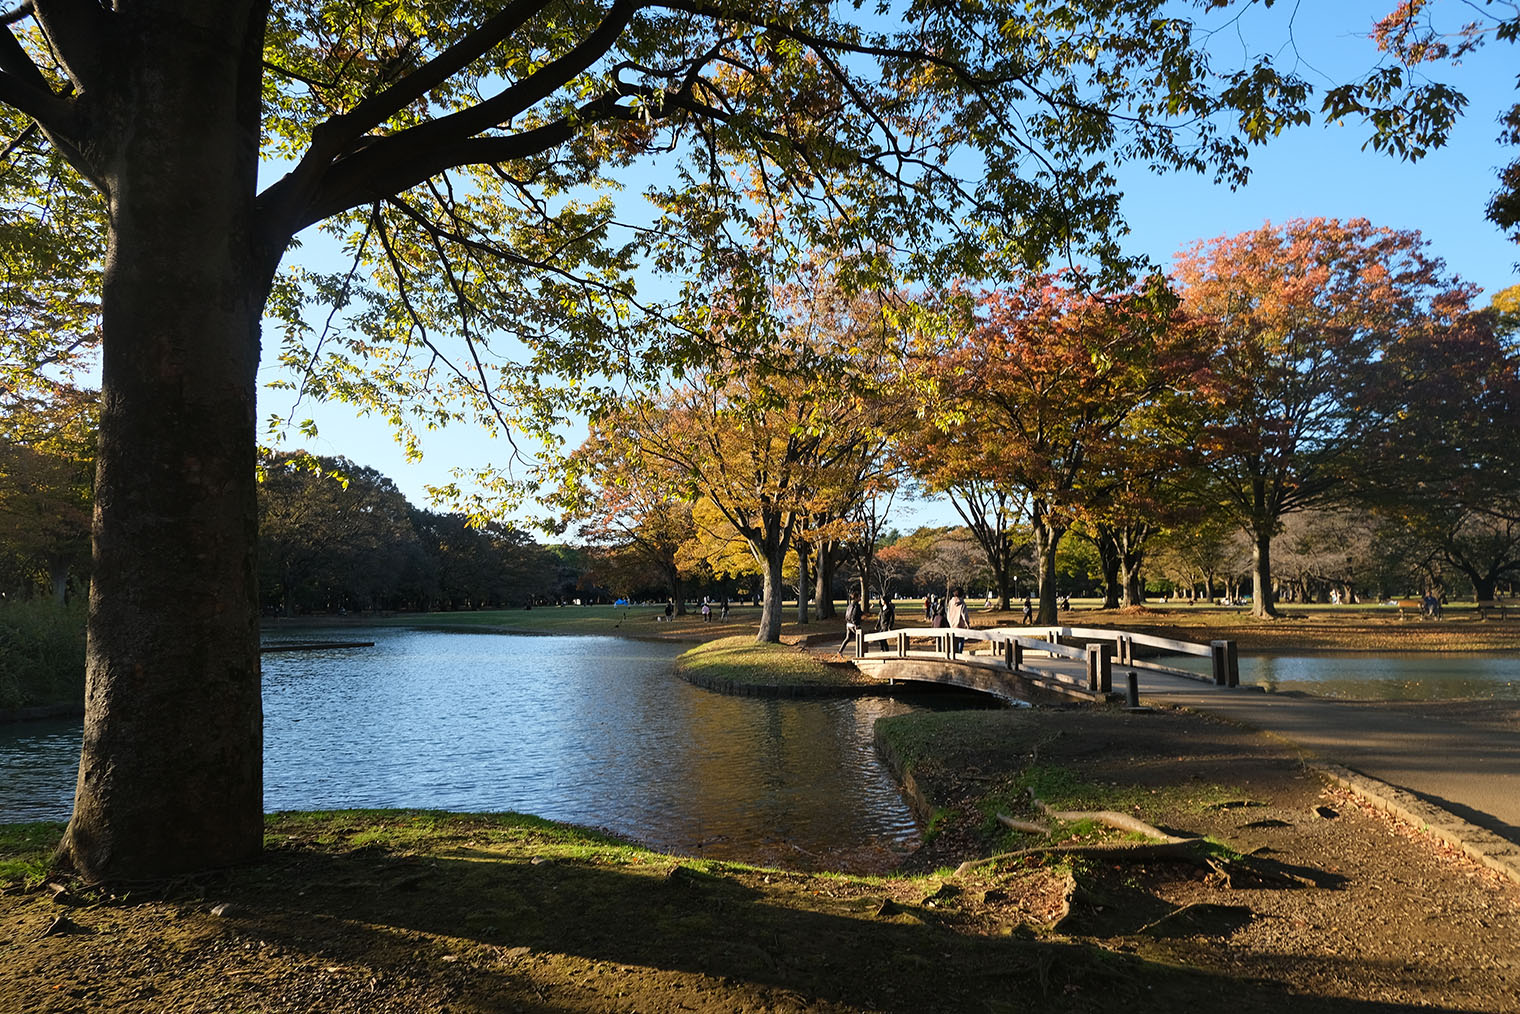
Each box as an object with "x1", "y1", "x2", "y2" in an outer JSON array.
[
  {"x1": 1059, "y1": 626, "x2": 1238, "y2": 687},
  {"x1": 858, "y1": 626, "x2": 1122, "y2": 695},
  {"x1": 856, "y1": 624, "x2": 1239, "y2": 691}
]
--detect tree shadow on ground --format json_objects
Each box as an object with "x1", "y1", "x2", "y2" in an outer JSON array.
[{"x1": 183, "y1": 840, "x2": 1469, "y2": 1014}]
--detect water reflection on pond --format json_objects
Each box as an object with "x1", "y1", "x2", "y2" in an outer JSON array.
[{"x1": 2, "y1": 628, "x2": 951, "y2": 873}]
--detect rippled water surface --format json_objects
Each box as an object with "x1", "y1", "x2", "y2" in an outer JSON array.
[{"x1": 0, "y1": 628, "x2": 929, "y2": 872}]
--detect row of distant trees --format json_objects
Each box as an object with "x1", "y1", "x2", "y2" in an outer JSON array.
[
  {"x1": 556, "y1": 219, "x2": 1520, "y2": 632},
  {"x1": 257, "y1": 454, "x2": 586, "y2": 614},
  {"x1": 0, "y1": 434, "x2": 590, "y2": 612},
  {"x1": 872, "y1": 509, "x2": 1513, "y2": 609}
]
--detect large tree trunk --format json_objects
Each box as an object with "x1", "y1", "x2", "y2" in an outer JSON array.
[
  {"x1": 1118, "y1": 524, "x2": 1151, "y2": 608},
  {"x1": 57, "y1": 12, "x2": 271, "y2": 882},
  {"x1": 757, "y1": 549, "x2": 786, "y2": 643},
  {"x1": 1122, "y1": 560, "x2": 1145, "y2": 607}
]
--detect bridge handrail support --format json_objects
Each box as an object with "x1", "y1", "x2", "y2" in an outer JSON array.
[
  {"x1": 1064, "y1": 626, "x2": 1214, "y2": 659},
  {"x1": 1085, "y1": 642, "x2": 1114, "y2": 693},
  {"x1": 1208, "y1": 640, "x2": 1240, "y2": 687},
  {"x1": 862, "y1": 626, "x2": 1093, "y2": 664}
]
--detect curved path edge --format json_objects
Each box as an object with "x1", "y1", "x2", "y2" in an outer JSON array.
[{"x1": 1317, "y1": 762, "x2": 1520, "y2": 887}]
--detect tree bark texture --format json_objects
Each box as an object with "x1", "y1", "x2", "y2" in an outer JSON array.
[
  {"x1": 1095, "y1": 531, "x2": 1121, "y2": 609},
  {"x1": 57, "y1": 6, "x2": 271, "y2": 881}
]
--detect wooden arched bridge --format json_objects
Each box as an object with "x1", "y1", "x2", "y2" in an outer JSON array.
[{"x1": 849, "y1": 625, "x2": 1241, "y2": 706}]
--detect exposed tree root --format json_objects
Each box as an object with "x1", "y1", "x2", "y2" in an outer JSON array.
[{"x1": 968, "y1": 796, "x2": 1312, "y2": 888}]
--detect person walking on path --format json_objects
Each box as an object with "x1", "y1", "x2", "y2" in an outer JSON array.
[
  {"x1": 946, "y1": 586, "x2": 971, "y2": 652},
  {"x1": 839, "y1": 592, "x2": 864, "y2": 655},
  {"x1": 1021, "y1": 596, "x2": 1033, "y2": 624},
  {"x1": 945, "y1": 587, "x2": 969, "y2": 628}
]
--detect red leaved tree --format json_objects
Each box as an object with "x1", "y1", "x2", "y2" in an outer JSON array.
[
  {"x1": 909, "y1": 277, "x2": 1188, "y2": 624},
  {"x1": 1173, "y1": 217, "x2": 1475, "y2": 617}
]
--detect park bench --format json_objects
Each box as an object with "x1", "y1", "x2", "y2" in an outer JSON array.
[
  {"x1": 1477, "y1": 600, "x2": 1509, "y2": 620},
  {"x1": 1393, "y1": 599, "x2": 1424, "y2": 620}
]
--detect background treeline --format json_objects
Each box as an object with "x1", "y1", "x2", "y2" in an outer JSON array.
[
  {"x1": 0, "y1": 437, "x2": 593, "y2": 615},
  {"x1": 258, "y1": 453, "x2": 583, "y2": 615}
]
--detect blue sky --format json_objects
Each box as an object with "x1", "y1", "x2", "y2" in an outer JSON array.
[{"x1": 262, "y1": 2, "x2": 1519, "y2": 533}]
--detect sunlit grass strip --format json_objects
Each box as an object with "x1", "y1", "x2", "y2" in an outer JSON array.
[{"x1": 0, "y1": 822, "x2": 65, "y2": 887}]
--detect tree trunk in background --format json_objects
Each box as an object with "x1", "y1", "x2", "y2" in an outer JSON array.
[
  {"x1": 1122, "y1": 560, "x2": 1145, "y2": 607},
  {"x1": 1033, "y1": 516, "x2": 1065, "y2": 625},
  {"x1": 1250, "y1": 526, "x2": 1278, "y2": 618},
  {"x1": 758, "y1": 550, "x2": 786, "y2": 642},
  {"x1": 49, "y1": 558, "x2": 69, "y2": 606},
  {"x1": 795, "y1": 541, "x2": 811, "y2": 624},
  {"x1": 58, "y1": 8, "x2": 271, "y2": 881},
  {"x1": 814, "y1": 545, "x2": 836, "y2": 620},
  {"x1": 1095, "y1": 531, "x2": 1121, "y2": 609}
]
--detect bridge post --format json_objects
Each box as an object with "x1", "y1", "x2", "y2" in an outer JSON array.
[
  {"x1": 855, "y1": 628, "x2": 866, "y2": 659},
  {"x1": 1003, "y1": 637, "x2": 1014, "y2": 669},
  {"x1": 1210, "y1": 641, "x2": 1229, "y2": 686},
  {"x1": 897, "y1": 632, "x2": 906, "y2": 658},
  {"x1": 1226, "y1": 640, "x2": 1239, "y2": 687},
  {"x1": 1117, "y1": 635, "x2": 1133, "y2": 665},
  {"x1": 1013, "y1": 641, "x2": 1023, "y2": 671},
  {"x1": 1085, "y1": 642, "x2": 1112, "y2": 694}
]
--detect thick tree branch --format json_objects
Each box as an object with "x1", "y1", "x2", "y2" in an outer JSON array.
[
  {"x1": 309, "y1": 0, "x2": 556, "y2": 153},
  {"x1": 29, "y1": 0, "x2": 110, "y2": 95},
  {"x1": 265, "y1": 0, "x2": 637, "y2": 240},
  {"x1": 0, "y1": 29, "x2": 68, "y2": 126}
]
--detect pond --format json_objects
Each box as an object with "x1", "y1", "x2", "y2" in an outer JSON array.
[
  {"x1": 1172, "y1": 652, "x2": 1520, "y2": 700},
  {"x1": 0, "y1": 628, "x2": 940, "y2": 873}
]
